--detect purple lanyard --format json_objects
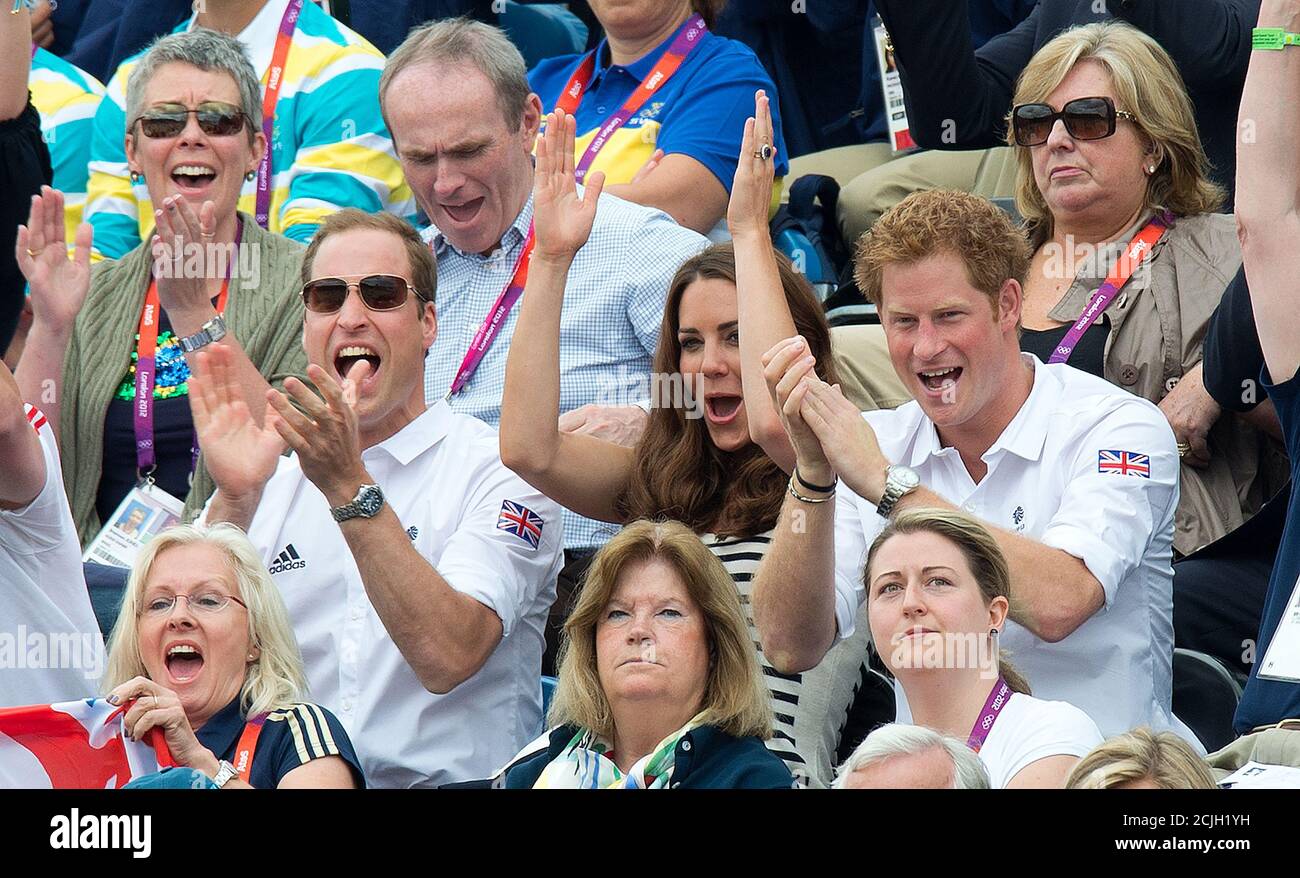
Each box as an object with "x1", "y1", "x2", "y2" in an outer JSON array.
[
  {"x1": 134, "y1": 220, "x2": 242, "y2": 479},
  {"x1": 444, "y1": 226, "x2": 536, "y2": 399},
  {"x1": 1047, "y1": 211, "x2": 1173, "y2": 365},
  {"x1": 966, "y1": 677, "x2": 1011, "y2": 753},
  {"x1": 254, "y1": 0, "x2": 304, "y2": 228},
  {"x1": 556, "y1": 14, "x2": 708, "y2": 183}
]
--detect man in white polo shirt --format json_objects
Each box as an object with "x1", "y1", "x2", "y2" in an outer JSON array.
[
  {"x1": 193, "y1": 209, "x2": 563, "y2": 787},
  {"x1": 753, "y1": 189, "x2": 1185, "y2": 740},
  {"x1": 1, "y1": 361, "x2": 103, "y2": 707}
]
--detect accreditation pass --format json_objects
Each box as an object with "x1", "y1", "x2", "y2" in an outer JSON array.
[{"x1": 1259, "y1": 573, "x2": 1300, "y2": 682}]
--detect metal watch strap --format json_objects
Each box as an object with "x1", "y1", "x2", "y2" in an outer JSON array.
[
  {"x1": 331, "y1": 484, "x2": 383, "y2": 522},
  {"x1": 875, "y1": 465, "x2": 918, "y2": 518},
  {"x1": 212, "y1": 759, "x2": 238, "y2": 788},
  {"x1": 179, "y1": 313, "x2": 227, "y2": 353}
]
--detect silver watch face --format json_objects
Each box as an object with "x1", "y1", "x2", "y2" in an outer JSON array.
[
  {"x1": 888, "y1": 465, "x2": 920, "y2": 490},
  {"x1": 355, "y1": 484, "x2": 384, "y2": 517}
]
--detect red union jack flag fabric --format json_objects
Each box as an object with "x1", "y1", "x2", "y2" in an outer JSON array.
[
  {"x1": 24, "y1": 403, "x2": 48, "y2": 434},
  {"x1": 1097, "y1": 449, "x2": 1150, "y2": 478},
  {"x1": 497, "y1": 500, "x2": 544, "y2": 549},
  {"x1": 0, "y1": 698, "x2": 174, "y2": 788}
]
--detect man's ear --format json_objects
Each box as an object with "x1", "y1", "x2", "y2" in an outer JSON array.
[
  {"x1": 421, "y1": 302, "x2": 438, "y2": 357},
  {"x1": 520, "y1": 92, "x2": 543, "y2": 149},
  {"x1": 996, "y1": 277, "x2": 1023, "y2": 333}
]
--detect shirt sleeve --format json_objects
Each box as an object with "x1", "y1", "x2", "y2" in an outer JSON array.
[
  {"x1": 255, "y1": 702, "x2": 366, "y2": 789},
  {"x1": 832, "y1": 481, "x2": 873, "y2": 641},
  {"x1": 1038, "y1": 400, "x2": 1179, "y2": 609},
  {"x1": 275, "y1": 47, "x2": 416, "y2": 243},
  {"x1": 84, "y1": 60, "x2": 143, "y2": 260},
  {"x1": 653, "y1": 42, "x2": 790, "y2": 191},
  {"x1": 996, "y1": 698, "x2": 1104, "y2": 786},
  {"x1": 0, "y1": 409, "x2": 74, "y2": 553},
  {"x1": 432, "y1": 440, "x2": 564, "y2": 638}
]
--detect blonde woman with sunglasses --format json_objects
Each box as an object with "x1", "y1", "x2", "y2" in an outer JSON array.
[{"x1": 14, "y1": 29, "x2": 309, "y2": 545}]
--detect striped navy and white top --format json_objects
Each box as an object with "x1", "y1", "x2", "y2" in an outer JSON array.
[{"x1": 702, "y1": 531, "x2": 876, "y2": 788}]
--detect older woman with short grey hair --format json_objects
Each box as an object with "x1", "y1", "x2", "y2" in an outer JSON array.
[
  {"x1": 833, "y1": 724, "x2": 991, "y2": 790},
  {"x1": 15, "y1": 29, "x2": 308, "y2": 545}
]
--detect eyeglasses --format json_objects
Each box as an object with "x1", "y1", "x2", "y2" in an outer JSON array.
[
  {"x1": 140, "y1": 591, "x2": 249, "y2": 618},
  {"x1": 132, "y1": 102, "x2": 249, "y2": 139},
  {"x1": 1011, "y1": 96, "x2": 1138, "y2": 147},
  {"x1": 301, "y1": 275, "x2": 427, "y2": 313}
]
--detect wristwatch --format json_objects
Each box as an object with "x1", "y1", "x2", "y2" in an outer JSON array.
[
  {"x1": 178, "y1": 313, "x2": 228, "y2": 353},
  {"x1": 212, "y1": 759, "x2": 239, "y2": 789},
  {"x1": 875, "y1": 464, "x2": 919, "y2": 519},
  {"x1": 330, "y1": 484, "x2": 385, "y2": 522}
]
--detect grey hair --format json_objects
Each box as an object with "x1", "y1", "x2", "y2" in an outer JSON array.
[
  {"x1": 380, "y1": 17, "x2": 530, "y2": 132},
  {"x1": 832, "y1": 724, "x2": 991, "y2": 789},
  {"x1": 125, "y1": 28, "x2": 263, "y2": 141}
]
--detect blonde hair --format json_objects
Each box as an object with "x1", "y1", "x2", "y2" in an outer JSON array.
[
  {"x1": 1066, "y1": 727, "x2": 1217, "y2": 789},
  {"x1": 853, "y1": 189, "x2": 1031, "y2": 311},
  {"x1": 549, "y1": 519, "x2": 773, "y2": 740},
  {"x1": 104, "y1": 523, "x2": 308, "y2": 719},
  {"x1": 1007, "y1": 21, "x2": 1225, "y2": 244},
  {"x1": 864, "y1": 508, "x2": 1031, "y2": 695}
]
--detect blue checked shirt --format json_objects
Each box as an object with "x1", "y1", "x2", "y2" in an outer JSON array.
[{"x1": 422, "y1": 191, "x2": 710, "y2": 549}]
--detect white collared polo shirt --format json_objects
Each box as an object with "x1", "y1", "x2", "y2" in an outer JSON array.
[
  {"x1": 218, "y1": 402, "x2": 564, "y2": 787},
  {"x1": 833, "y1": 355, "x2": 1183, "y2": 739}
]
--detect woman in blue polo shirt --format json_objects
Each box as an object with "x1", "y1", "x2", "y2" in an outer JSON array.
[
  {"x1": 528, "y1": 0, "x2": 788, "y2": 234},
  {"x1": 104, "y1": 523, "x2": 364, "y2": 788}
]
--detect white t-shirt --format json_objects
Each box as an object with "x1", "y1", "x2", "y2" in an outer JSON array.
[
  {"x1": 203, "y1": 402, "x2": 564, "y2": 788},
  {"x1": 978, "y1": 692, "x2": 1103, "y2": 788},
  {"x1": 0, "y1": 405, "x2": 103, "y2": 706},
  {"x1": 835, "y1": 356, "x2": 1183, "y2": 738}
]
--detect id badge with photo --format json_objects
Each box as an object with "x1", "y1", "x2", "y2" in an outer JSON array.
[
  {"x1": 874, "y1": 22, "x2": 916, "y2": 154},
  {"x1": 82, "y1": 481, "x2": 186, "y2": 570}
]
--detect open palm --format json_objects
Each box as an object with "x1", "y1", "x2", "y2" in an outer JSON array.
[
  {"x1": 189, "y1": 345, "x2": 284, "y2": 499},
  {"x1": 15, "y1": 187, "x2": 93, "y2": 333},
  {"x1": 533, "y1": 109, "x2": 605, "y2": 260}
]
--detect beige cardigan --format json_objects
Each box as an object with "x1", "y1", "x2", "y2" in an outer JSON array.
[{"x1": 60, "y1": 216, "x2": 307, "y2": 545}]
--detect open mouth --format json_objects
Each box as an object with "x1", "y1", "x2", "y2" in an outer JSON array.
[
  {"x1": 334, "y1": 345, "x2": 382, "y2": 388},
  {"x1": 170, "y1": 164, "x2": 217, "y2": 194},
  {"x1": 165, "y1": 643, "x2": 204, "y2": 684},
  {"x1": 441, "y1": 197, "x2": 484, "y2": 225},
  {"x1": 917, "y1": 367, "x2": 961, "y2": 394},
  {"x1": 705, "y1": 394, "x2": 743, "y2": 425}
]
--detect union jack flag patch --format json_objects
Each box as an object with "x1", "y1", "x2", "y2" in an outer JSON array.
[
  {"x1": 1098, "y1": 449, "x2": 1150, "y2": 478},
  {"x1": 497, "y1": 500, "x2": 544, "y2": 549}
]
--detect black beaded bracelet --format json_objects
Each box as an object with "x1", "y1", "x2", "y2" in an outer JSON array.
[{"x1": 794, "y1": 466, "x2": 837, "y2": 494}]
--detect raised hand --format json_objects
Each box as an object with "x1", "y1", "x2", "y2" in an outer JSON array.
[
  {"x1": 762, "y1": 336, "x2": 834, "y2": 484},
  {"x1": 265, "y1": 362, "x2": 371, "y2": 508},
  {"x1": 152, "y1": 195, "x2": 223, "y2": 322},
  {"x1": 15, "y1": 186, "x2": 93, "y2": 334},
  {"x1": 188, "y1": 344, "x2": 285, "y2": 503},
  {"x1": 727, "y1": 89, "x2": 778, "y2": 240},
  {"x1": 533, "y1": 109, "x2": 606, "y2": 261}
]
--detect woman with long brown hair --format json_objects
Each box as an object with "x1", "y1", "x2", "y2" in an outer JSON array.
[{"x1": 500, "y1": 93, "x2": 873, "y2": 786}]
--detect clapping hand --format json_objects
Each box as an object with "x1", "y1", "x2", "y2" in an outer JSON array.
[
  {"x1": 15, "y1": 187, "x2": 93, "y2": 335},
  {"x1": 800, "y1": 379, "x2": 890, "y2": 502},
  {"x1": 533, "y1": 109, "x2": 606, "y2": 262},
  {"x1": 189, "y1": 344, "x2": 285, "y2": 503},
  {"x1": 727, "y1": 89, "x2": 778, "y2": 240},
  {"x1": 762, "y1": 336, "x2": 834, "y2": 484},
  {"x1": 152, "y1": 196, "x2": 224, "y2": 323}
]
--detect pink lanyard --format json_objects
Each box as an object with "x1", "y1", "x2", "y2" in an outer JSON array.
[
  {"x1": 966, "y1": 677, "x2": 1011, "y2": 753},
  {"x1": 1047, "y1": 211, "x2": 1173, "y2": 365},
  {"x1": 443, "y1": 227, "x2": 536, "y2": 399},
  {"x1": 552, "y1": 13, "x2": 708, "y2": 182},
  {"x1": 254, "y1": 0, "x2": 304, "y2": 228}
]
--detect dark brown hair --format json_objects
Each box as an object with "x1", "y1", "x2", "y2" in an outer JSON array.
[{"x1": 618, "y1": 243, "x2": 836, "y2": 539}]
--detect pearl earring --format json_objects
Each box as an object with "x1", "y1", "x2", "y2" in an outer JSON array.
[
  {"x1": 245, "y1": 170, "x2": 257, "y2": 182},
  {"x1": 129, "y1": 171, "x2": 142, "y2": 184}
]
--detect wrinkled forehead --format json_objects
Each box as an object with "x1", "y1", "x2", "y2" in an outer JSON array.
[
  {"x1": 140, "y1": 60, "x2": 242, "y2": 107},
  {"x1": 385, "y1": 61, "x2": 515, "y2": 143}
]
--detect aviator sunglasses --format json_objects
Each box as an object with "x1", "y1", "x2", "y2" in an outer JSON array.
[
  {"x1": 132, "y1": 101, "x2": 250, "y2": 139},
  {"x1": 301, "y1": 275, "x2": 428, "y2": 313},
  {"x1": 1011, "y1": 96, "x2": 1138, "y2": 147}
]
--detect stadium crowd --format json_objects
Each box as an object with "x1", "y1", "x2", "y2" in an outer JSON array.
[{"x1": 2, "y1": 0, "x2": 1300, "y2": 791}]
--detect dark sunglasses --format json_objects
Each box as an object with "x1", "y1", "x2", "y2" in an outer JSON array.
[
  {"x1": 301, "y1": 275, "x2": 427, "y2": 313},
  {"x1": 1011, "y1": 96, "x2": 1138, "y2": 147},
  {"x1": 133, "y1": 101, "x2": 249, "y2": 139}
]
